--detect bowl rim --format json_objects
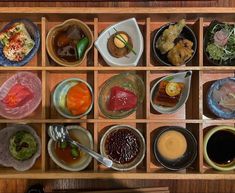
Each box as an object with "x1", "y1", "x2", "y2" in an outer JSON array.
[
  {"x1": 98, "y1": 72, "x2": 145, "y2": 119},
  {"x1": 203, "y1": 125, "x2": 235, "y2": 171},
  {"x1": 94, "y1": 17, "x2": 144, "y2": 67},
  {"x1": 152, "y1": 21, "x2": 197, "y2": 66},
  {"x1": 153, "y1": 126, "x2": 198, "y2": 171},
  {"x1": 99, "y1": 124, "x2": 146, "y2": 171},
  {"x1": 207, "y1": 77, "x2": 235, "y2": 119},
  {"x1": 0, "y1": 18, "x2": 40, "y2": 67},
  {"x1": 150, "y1": 71, "x2": 192, "y2": 114},
  {"x1": 47, "y1": 125, "x2": 93, "y2": 172},
  {"x1": 46, "y1": 18, "x2": 94, "y2": 67},
  {"x1": 53, "y1": 78, "x2": 94, "y2": 119}
]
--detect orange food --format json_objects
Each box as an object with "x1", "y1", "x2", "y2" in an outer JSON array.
[{"x1": 66, "y1": 82, "x2": 92, "y2": 116}]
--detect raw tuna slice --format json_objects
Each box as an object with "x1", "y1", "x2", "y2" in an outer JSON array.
[{"x1": 107, "y1": 86, "x2": 137, "y2": 111}]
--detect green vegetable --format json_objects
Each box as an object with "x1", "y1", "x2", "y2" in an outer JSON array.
[
  {"x1": 59, "y1": 141, "x2": 67, "y2": 149},
  {"x1": 71, "y1": 148, "x2": 79, "y2": 158},
  {"x1": 76, "y1": 37, "x2": 89, "y2": 60},
  {"x1": 206, "y1": 43, "x2": 224, "y2": 61},
  {"x1": 164, "y1": 76, "x2": 174, "y2": 82},
  {"x1": 9, "y1": 131, "x2": 37, "y2": 161},
  {"x1": 70, "y1": 143, "x2": 77, "y2": 149}
]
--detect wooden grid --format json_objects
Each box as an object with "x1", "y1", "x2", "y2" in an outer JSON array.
[{"x1": 0, "y1": 7, "x2": 234, "y2": 179}]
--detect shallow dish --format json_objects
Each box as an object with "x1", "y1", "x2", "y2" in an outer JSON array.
[
  {"x1": 53, "y1": 78, "x2": 93, "y2": 119},
  {"x1": 204, "y1": 125, "x2": 235, "y2": 171},
  {"x1": 95, "y1": 18, "x2": 143, "y2": 67},
  {"x1": 150, "y1": 71, "x2": 192, "y2": 114},
  {"x1": 46, "y1": 19, "x2": 93, "y2": 67},
  {"x1": 207, "y1": 77, "x2": 235, "y2": 119},
  {"x1": 100, "y1": 125, "x2": 145, "y2": 171},
  {"x1": 0, "y1": 18, "x2": 40, "y2": 67},
  {"x1": 0, "y1": 124, "x2": 41, "y2": 171},
  {"x1": 48, "y1": 125, "x2": 93, "y2": 172},
  {"x1": 0, "y1": 72, "x2": 42, "y2": 119},
  {"x1": 152, "y1": 21, "x2": 197, "y2": 66},
  {"x1": 98, "y1": 72, "x2": 145, "y2": 119},
  {"x1": 153, "y1": 126, "x2": 197, "y2": 171}
]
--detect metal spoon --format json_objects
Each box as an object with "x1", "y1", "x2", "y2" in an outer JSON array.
[{"x1": 48, "y1": 125, "x2": 113, "y2": 168}]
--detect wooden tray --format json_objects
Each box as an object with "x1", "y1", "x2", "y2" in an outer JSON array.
[{"x1": 0, "y1": 7, "x2": 234, "y2": 180}]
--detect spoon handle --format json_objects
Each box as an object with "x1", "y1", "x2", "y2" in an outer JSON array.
[{"x1": 67, "y1": 138, "x2": 113, "y2": 168}]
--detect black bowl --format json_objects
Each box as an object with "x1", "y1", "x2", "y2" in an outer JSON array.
[
  {"x1": 152, "y1": 22, "x2": 197, "y2": 66},
  {"x1": 153, "y1": 126, "x2": 197, "y2": 171},
  {"x1": 204, "y1": 20, "x2": 235, "y2": 66}
]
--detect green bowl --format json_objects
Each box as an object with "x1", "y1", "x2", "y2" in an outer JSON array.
[
  {"x1": 98, "y1": 72, "x2": 145, "y2": 119},
  {"x1": 204, "y1": 125, "x2": 235, "y2": 171}
]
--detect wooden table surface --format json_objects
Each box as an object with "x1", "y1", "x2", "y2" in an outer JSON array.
[{"x1": 0, "y1": 1, "x2": 234, "y2": 193}]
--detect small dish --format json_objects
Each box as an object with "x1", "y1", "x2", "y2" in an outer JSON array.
[
  {"x1": 46, "y1": 19, "x2": 93, "y2": 67},
  {"x1": 0, "y1": 124, "x2": 41, "y2": 171},
  {"x1": 152, "y1": 20, "x2": 197, "y2": 66},
  {"x1": 0, "y1": 72, "x2": 42, "y2": 119},
  {"x1": 204, "y1": 126, "x2": 235, "y2": 171},
  {"x1": 100, "y1": 125, "x2": 145, "y2": 171},
  {"x1": 95, "y1": 18, "x2": 143, "y2": 67},
  {"x1": 153, "y1": 126, "x2": 197, "y2": 171},
  {"x1": 207, "y1": 77, "x2": 235, "y2": 119},
  {"x1": 48, "y1": 125, "x2": 93, "y2": 171},
  {"x1": 204, "y1": 20, "x2": 235, "y2": 66},
  {"x1": 98, "y1": 72, "x2": 145, "y2": 119},
  {"x1": 150, "y1": 71, "x2": 192, "y2": 114},
  {"x1": 53, "y1": 78, "x2": 93, "y2": 119},
  {"x1": 0, "y1": 18, "x2": 40, "y2": 67}
]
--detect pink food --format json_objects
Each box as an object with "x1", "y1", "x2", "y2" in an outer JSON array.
[
  {"x1": 107, "y1": 86, "x2": 137, "y2": 111},
  {"x1": 1, "y1": 84, "x2": 34, "y2": 108},
  {"x1": 214, "y1": 29, "x2": 229, "y2": 47},
  {"x1": 212, "y1": 80, "x2": 235, "y2": 111}
]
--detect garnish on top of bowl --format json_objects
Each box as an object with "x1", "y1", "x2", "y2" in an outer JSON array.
[
  {"x1": 153, "y1": 19, "x2": 196, "y2": 66},
  {"x1": 98, "y1": 73, "x2": 145, "y2": 119},
  {"x1": 53, "y1": 78, "x2": 93, "y2": 119},
  {"x1": 107, "y1": 28, "x2": 136, "y2": 58},
  {"x1": 204, "y1": 20, "x2": 235, "y2": 66}
]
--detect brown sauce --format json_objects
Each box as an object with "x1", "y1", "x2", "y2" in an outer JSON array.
[{"x1": 105, "y1": 128, "x2": 140, "y2": 164}]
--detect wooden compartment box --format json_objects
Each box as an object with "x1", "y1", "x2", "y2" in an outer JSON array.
[{"x1": 0, "y1": 7, "x2": 234, "y2": 180}]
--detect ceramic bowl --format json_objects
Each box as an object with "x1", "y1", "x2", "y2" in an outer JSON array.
[
  {"x1": 204, "y1": 20, "x2": 235, "y2": 66},
  {"x1": 204, "y1": 126, "x2": 235, "y2": 171},
  {"x1": 152, "y1": 22, "x2": 197, "y2": 66},
  {"x1": 153, "y1": 126, "x2": 197, "y2": 171},
  {"x1": 100, "y1": 125, "x2": 145, "y2": 171},
  {"x1": 207, "y1": 77, "x2": 235, "y2": 119},
  {"x1": 95, "y1": 18, "x2": 143, "y2": 67},
  {"x1": 46, "y1": 19, "x2": 93, "y2": 67},
  {"x1": 53, "y1": 78, "x2": 93, "y2": 119},
  {"x1": 0, "y1": 124, "x2": 41, "y2": 171},
  {"x1": 0, "y1": 72, "x2": 42, "y2": 119},
  {"x1": 48, "y1": 125, "x2": 93, "y2": 171},
  {"x1": 98, "y1": 72, "x2": 145, "y2": 119},
  {"x1": 150, "y1": 71, "x2": 192, "y2": 114},
  {"x1": 0, "y1": 18, "x2": 40, "y2": 67}
]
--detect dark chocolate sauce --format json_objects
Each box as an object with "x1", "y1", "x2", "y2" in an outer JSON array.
[
  {"x1": 105, "y1": 128, "x2": 140, "y2": 164},
  {"x1": 207, "y1": 130, "x2": 235, "y2": 165}
]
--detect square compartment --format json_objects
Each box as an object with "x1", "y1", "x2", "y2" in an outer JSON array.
[
  {"x1": 0, "y1": 123, "x2": 43, "y2": 173},
  {"x1": 97, "y1": 21, "x2": 146, "y2": 67},
  {"x1": 0, "y1": 71, "x2": 43, "y2": 120},
  {"x1": 45, "y1": 122, "x2": 94, "y2": 172},
  {"x1": 202, "y1": 71, "x2": 235, "y2": 120},
  {"x1": 148, "y1": 122, "x2": 200, "y2": 173},
  {"x1": 45, "y1": 19, "x2": 94, "y2": 67},
  {"x1": 149, "y1": 70, "x2": 200, "y2": 120},
  {"x1": 97, "y1": 122, "x2": 147, "y2": 172},
  {"x1": 45, "y1": 70, "x2": 94, "y2": 119},
  {"x1": 150, "y1": 19, "x2": 200, "y2": 67},
  {"x1": 97, "y1": 70, "x2": 146, "y2": 120}
]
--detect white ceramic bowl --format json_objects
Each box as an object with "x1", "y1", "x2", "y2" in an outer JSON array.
[
  {"x1": 150, "y1": 71, "x2": 192, "y2": 114},
  {"x1": 48, "y1": 125, "x2": 93, "y2": 171},
  {"x1": 95, "y1": 18, "x2": 143, "y2": 67}
]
